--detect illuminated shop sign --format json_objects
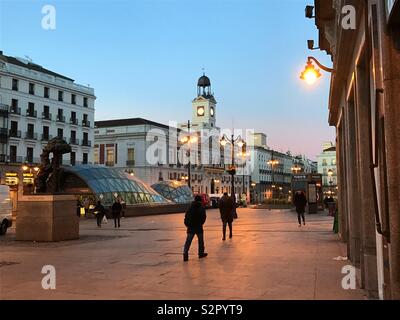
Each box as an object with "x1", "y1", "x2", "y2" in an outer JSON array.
[
  {"x1": 23, "y1": 173, "x2": 34, "y2": 185},
  {"x1": 5, "y1": 172, "x2": 19, "y2": 186},
  {"x1": 292, "y1": 175, "x2": 307, "y2": 180}
]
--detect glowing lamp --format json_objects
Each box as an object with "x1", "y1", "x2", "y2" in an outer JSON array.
[
  {"x1": 220, "y1": 136, "x2": 227, "y2": 147},
  {"x1": 181, "y1": 136, "x2": 189, "y2": 144},
  {"x1": 300, "y1": 61, "x2": 321, "y2": 85}
]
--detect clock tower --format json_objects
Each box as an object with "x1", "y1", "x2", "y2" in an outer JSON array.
[{"x1": 191, "y1": 74, "x2": 217, "y2": 130}]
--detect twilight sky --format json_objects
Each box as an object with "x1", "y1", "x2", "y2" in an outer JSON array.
[{"x1": 0, "y1": 0, "x2": 335, "y2": 160}]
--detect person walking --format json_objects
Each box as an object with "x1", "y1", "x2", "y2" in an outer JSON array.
[
  {"x1": 294, "y1": 191, "x2": 307, "y2": 227},
  {"x1": 219, "y1": 192, "x2": 234, "y2": 241},
  {"x1": 327, "y1": 196, "x2": 336, "y2": 217},
  {"x1": 112, "y1": 198, "x2": 122, "y2": 228},
  {"x1": 76, "y1": 198, "x2": 82, "y2": 217},
  {"x1": 94, "y1": 200, "x2": 107, "y2": 228},
  {"x1": 323, "y1": 196, "x2": 329, "y2": 210},
  {"x1": 183, "y1": 195, "x2": 208, "y2": 262},
  {"x1": 120, "y1": 198, "x2": 126, "y2": 218}
]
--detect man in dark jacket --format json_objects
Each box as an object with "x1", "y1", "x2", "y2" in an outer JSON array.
[
  {"x1": 294, "y1": 191, "x2": 307, "y2": 227},
  {"x1": 183, "y1": 195, "x2": 208, "y2": 262},
  {"x1": 219, "y1": 193, "x2": 234, "y2": 240},
  {"x1": 112, "y1": 198, "x2": 122, "y2": 228},
  {"x1": 76, "y1": 198, "x2": 82, "y2": 217},
  {"x1": 94, "y1": 200, "x2": 106, "y2": 228}
]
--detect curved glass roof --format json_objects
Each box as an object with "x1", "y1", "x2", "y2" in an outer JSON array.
[
  {"x1": 63, "y1": 165, "x2": 169, "y2": 206},
  {"x1": 151, "y1": 180, "x2": 193, "y2": 204}
]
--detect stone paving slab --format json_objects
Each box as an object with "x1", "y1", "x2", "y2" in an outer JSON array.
[{"x1": 0, "y1": 208, "x2": 367, "y2": 300}]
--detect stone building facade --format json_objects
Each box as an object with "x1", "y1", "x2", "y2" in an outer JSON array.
[
  {"x1": 0, "y1": 51, "x2": 95, "y2": 182},
  {"x1": 317, "y1": 142, "x2": 337, "y2": 196},
  {"x1": 313, "y1": 0, "x2": 400, "y2": 299}
]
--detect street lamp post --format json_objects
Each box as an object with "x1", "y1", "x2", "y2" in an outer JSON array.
[
  {"x1": 181, "y1": 120, "x2": 198, "y2": 190},
  {"x1": 328, "y1": 169, "x2": 333, "y2": 195},
  {"x1": 251, "y1": 182, "x2": 256, "y2": 205},
  {"x1": 291, "y1": 164, "x2": 302, "y2": 174},
  {"x1": 300, "y1": 56, "x2": 333, "y2": 85},
  {"x1": 187, "y1": 121, "x2": 191, "y2": 189},
  {"x1": 220, "y1": 134, "x2": 245, "y2": 214},
  {"x1": 237, "y1": 148, "x2": 250, "y2": 202},
  {"x1": 267, "y1": 151, "x2": 279, "y2": 204}
]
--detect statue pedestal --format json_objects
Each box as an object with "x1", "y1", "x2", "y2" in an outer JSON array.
[{"x1": 16, "y1": 194, "x2": 79, "y2": 242}]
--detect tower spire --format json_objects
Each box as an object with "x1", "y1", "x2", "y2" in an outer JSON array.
[{"x1": 197, "y1": 72, "x2": 211, "y2": 97}]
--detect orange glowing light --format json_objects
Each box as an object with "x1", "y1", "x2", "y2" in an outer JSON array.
[
  {"x1": 181, "y1": 136, "x2": 188, "y2": 143},
  {"x1": 300, "y1": 61, "x2": 321, "y2": 85}
]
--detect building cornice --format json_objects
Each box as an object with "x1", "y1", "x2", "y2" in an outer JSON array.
[{"x1": 0, "y1": 66, "x2": 95, "y2": 98}]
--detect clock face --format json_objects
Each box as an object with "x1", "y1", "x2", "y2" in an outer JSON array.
[
  {"x1": 197, "y1": 106, "x2": 205, "y2": 116},
  {"x1": 210, "y1": 107, "x2": 215, "y2": 117}
]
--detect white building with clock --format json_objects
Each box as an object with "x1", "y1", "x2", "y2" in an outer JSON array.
[
  {"x1": 184, "y1": 74, "x2": 218, "y2": 131},
  {"x1": 94, "y1": 74, "x2": 251, "y2": 198}
]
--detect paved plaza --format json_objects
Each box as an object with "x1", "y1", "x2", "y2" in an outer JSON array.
[{"x1": 0, "y1": 208, "x2": 367, "y2": 300}]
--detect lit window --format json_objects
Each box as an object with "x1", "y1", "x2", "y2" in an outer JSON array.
[
  {"x1": 106, "y1": 149, "x2": 114, "y2": 164},
  {"x1": 94, "y1": 148, "x2": 99, "y2": 164}
]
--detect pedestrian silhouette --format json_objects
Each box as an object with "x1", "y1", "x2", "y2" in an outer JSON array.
[
  {"x1": 294, "y1": 191, "x2": 307, "y2": 227},
  {"x1": 112, "y1": 198, "x2": 122, "y2": 228},
  {"x1": 219, "y1": 192, "x2": 234, "y2": 240},
  {"x1": 94, "y1": 200, "x2": 106, "y2": 228},
  {"x1": 76, "y1": 198, "x2": 81, "y2": 217},
  {"x1": 183, "y1": 195, "x2": 208, "y2": 261}
]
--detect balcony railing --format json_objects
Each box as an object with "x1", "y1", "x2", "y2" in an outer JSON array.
[
  {"x1": 56, "y1": 115, "x2": 66, "y2": 123},
  {"x1": 82, "y1": 120, "x2": 90, "y2": 127},
  {"x1": 25, "y1": 132, "x2": 38, "y2": 140},
  {"x1": 10, "y1": 106, "x2": 21, "y2": 115},
  {"x1": 0, "y1": 154, "x2": 7, "y2": 162},
  {"x1": 0, "y1": 128, "x2": 8, "y2": 138},
  {"x1": 0, "y1": 103, "x2": 9, "y2": 116},
  {"x1": 8, "y1": 156, "x2": 23, "y2": 164},
  {"x1": 24, "y1": 157, "x2": 40, "y2": 164},
  {"x1": 41, "y1": 134, "x2": 53, "y2": 141},
  {"x1": 70, "y1": 118, "x2": 79, "y2": 125},
  {"x1": 42, "y1": 112, "x2": 52, "y2": 121},
  {"x1": 9, "y1": 130, "x2": 21, "y2": 138},
  {"x1": 126, "y1": 160, "x2": 135, "y2": 166},
  {"x1": 26, "y1": 109, "x2": 37, "y2": 118},
  {"x1": 69, "y1": 137, "x2": 79, "y2": 145},
  {"x1": 82, "y1": 140, "x2": 92, "y2": 147}
]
